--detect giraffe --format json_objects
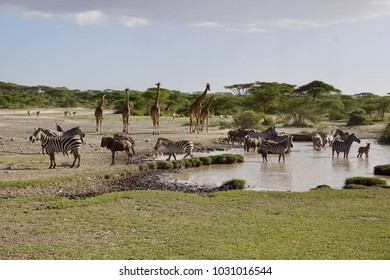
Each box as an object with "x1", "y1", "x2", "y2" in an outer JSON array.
[
  {"x1": 189, "y1": 83, "x2": 210, "y2": 133},
  {"x1": 94, "y1": 94, "x2": 105, "y2": 132},
  {"x1": 199, "y1": 95, "x2": 216, "y2": 132},
  {"x1": 122, "y1": 88, "x2": 130, "y2": 133},
  {"x1": 150, "y1": 82, "x2": 161, "y2": 135}
]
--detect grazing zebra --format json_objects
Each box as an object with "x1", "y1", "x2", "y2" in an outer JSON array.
[
  {"x1": 258, "y1": 136, "x2": 294, "y2": 162},
  {"x1": 333, "y1": 128, "x2": 350, "y2": 141},
  {"x1": 29, "y1": 128, "x2": 82, "y2": 169},
  {"x1": 247, "y1": 127, "x2": 277, "y2": 140},
  {"x1": 332, "y1": 133, "x2": 361, "y2": 158},
  {"x1": 154, "y1": 137, "x2": 194, "y2": 161}
]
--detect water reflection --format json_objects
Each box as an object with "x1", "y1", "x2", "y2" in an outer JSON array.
[{"x1": 164, "y1": 140, "x2": 390, "y2": 192}]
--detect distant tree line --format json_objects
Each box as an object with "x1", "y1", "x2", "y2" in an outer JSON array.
[{"x1": 0, "y1": 80, "x2": 389, "y2": 127}]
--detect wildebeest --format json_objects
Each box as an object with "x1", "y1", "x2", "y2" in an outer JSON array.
[{"x1": 101, "y1": 136, "x2": 134, "y2": 165}]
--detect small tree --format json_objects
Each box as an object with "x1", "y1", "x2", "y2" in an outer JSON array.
[
  {"x1": 233, "y1": 110, "x2": 263, "y2": 129},
  {"x1": 347, "y1": 109, "x2": 372, "y2": 126}
]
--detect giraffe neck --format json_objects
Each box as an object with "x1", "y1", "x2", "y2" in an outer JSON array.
[
  {"x1": 98, "y1": 96, "x2": 104, "y2": 108},
  {"x1": 194, "y1": 86, "x2": 209, "y2": 106},
  {"x1": 154, "y1": 85, "x2": 160, "y2": 107},
  {"x1": 204, "y1": 96, "x2": 215, "y2": 110},
  {"x1": 124, "y1": 91, "x2": 129, "y2": 107}
]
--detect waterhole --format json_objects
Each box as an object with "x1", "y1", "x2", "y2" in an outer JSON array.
[{"x1": 160, "y1": 140, "x2": 390, "y2": 192}]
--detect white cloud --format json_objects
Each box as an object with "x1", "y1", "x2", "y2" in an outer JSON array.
[
  {"x1": 71, "y1": 10, "x2": 107, "y2": 26},
  {"x1": 190, "y1": 22, "x2": 225, "y2": 28},
  {"x1": 119, "y1": 16, "x2": 150, "y2": 27},
  {"x1": 2, "y1": 0, "x2": 390, "y2": 29}
]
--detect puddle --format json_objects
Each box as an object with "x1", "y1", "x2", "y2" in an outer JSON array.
[{"x1": 160, "y1": 140, "x2": 390, "y2": 192}]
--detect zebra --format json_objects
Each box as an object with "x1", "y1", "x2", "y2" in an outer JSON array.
[
  {"x1": 247, "y1": 126, "x2": 277, "y2": 141},
  {"x1": 43, "y1": 126, "x2": 85, "y2": 142},
  {"x1": 154, "y1": 137, "x2": 194, "y2": 161},
  {"x1": 333, "y1": 128, "x2": 350, "y2": 141},
  {"x1": 35, "y1": 127, "x2": 85, "y2": 155},
  {"x1": 29, "y1": 128, "x2": 82, "y2": 169},
  {"x1": 312, "y1": 133, "x2": 323, "y2": 151},
  {"x1": 332, "y1": 133, "x2": 361, "y2": 158},
  {"x1": 258, "y1": 136, "x2": 294, "y2": 162}
]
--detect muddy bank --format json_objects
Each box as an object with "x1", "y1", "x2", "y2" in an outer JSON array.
[{"x1": 0, "y1": 169, "x2": 220, "y2": 199}]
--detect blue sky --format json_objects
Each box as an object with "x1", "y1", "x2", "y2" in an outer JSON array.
[{"x1": 1, "y1": 0, "x2": 390, "y2": 95}]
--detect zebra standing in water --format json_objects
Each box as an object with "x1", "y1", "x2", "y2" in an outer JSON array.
[
  {"x1": 258, "y1": 136, "x2": 294, "y2": 162},
  {"x1": 29, "y1": 128, "x2": 82, "y2": 169},
  {"x1": 154, "y1": 137, "x2": 194, "y2": 161},
  {"x1": 332, "y1": 133, "x2": 361, "y2": 158}
]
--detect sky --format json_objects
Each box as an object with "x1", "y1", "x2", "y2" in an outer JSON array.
[{"x1": 1, "y1": 0, "x2": 390, "y2": 95}]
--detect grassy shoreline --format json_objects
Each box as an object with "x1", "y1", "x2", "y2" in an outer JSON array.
[{"x1": 1, "y1": 186, "x2": 389, "y2": 260}]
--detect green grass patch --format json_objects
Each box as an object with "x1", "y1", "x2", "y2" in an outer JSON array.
[
  {"x1": 343, "y1": 176, "x2": 389, "y2": 189},
  {"x1": 1, "y1": 188, "x2": 390, "y2": 259},
  {"x1": 374, "y1": 164, "x2": 390, "y2": 176},
  {"x1": 220, "y1": 178, "x2": 246, "y2": 190}
]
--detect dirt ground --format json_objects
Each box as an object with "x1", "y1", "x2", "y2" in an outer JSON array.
[{"x1": 0, "y1": 108, "x2": 386, "y2": 197}]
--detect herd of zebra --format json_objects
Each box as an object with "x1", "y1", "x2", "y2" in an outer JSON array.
[
  {"x1": 27, "y1": 123, "x2": 195, "y2": 168},
  {"x1": 227, "y1": 127, "x2": 365, "y2": 161},
  {"x1": 27, "y1": 120, "x2": 367, "y2": 169}
]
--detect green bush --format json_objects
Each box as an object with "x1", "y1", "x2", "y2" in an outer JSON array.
[
  {"x1": 210, "y1": 154, "x2": 244, "y2": 164},
  {"x1": 171, "y1": 161, "x2": 182, "y2": 169},
  {"x1": 233, "y1": 110, "x2": 263, "y2": 129},
  {"x1": 343, "y1": 176, "x2": 388, "y2": 189},
  {"x1": 147, "y1": 162, "x2": 157, "y2": 170},
  {"x1": 156, "y1": 161, "x2": 174, "y2": 170},
  {"x1": 378, "y1": 123, "x2": 390, "y2": 144},
  {"x1": 374, "y1": 164, "x2": 390, "y2": 176},
  {"x1": 219, "y1": 178, "x2": 246, "y2": 191},
  {"x1": 347, "y1": 109, "x2": 372, "y2": 126},
  {"x1": 199, "y1": 156, "x2": 212, "y2": 165}
]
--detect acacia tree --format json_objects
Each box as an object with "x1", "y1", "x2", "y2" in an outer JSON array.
[
  {"x1": 295, "y1": 80, "x2": 341, "y2": 102},
  {"x1": 248, "y1": 82, "x2": 295, "y2": 113},
  {"x1": 224, "y1": 83, "x2": 254, "y2": 96}
]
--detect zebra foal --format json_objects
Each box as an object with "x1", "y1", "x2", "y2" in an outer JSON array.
[
  {"x1": 332, "y1": 133, "x2": 361, "y2": 158},
  {"x1": 258, "y1": 136, "x2": 294, "y2": 162},
  {"x1": 154, "y1": 137, "x2": 194, "y2": 161},
  {"x1": 29, "y1": 128, "x2": 82, "y2": 169}
]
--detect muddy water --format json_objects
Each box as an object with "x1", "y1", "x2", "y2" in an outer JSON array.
[{"x1": 163, "y1": 140, "x2": 390, "y2": 192}]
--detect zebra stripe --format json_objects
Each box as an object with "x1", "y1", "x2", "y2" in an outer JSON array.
[
  {"x1": 332, "y1": 133, "x2": 361, "y2": 158},
  {"x1": 154, "y1": 137, "x2": 194, "y2": 161},
  {"x1": 247, "y1": 126, "x2": 277, "y2": 140},
  {"x1": 29, "y1": 128, "x2": 82, "y2": 169},
  {"x1": 258, "y1": 136, "x2": 294, "y2": 162},
  {"x1": 43, "y1": 127, "x2": 84, "y2": 141}
]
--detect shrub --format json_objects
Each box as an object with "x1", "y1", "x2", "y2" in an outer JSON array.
[
  {"x1": 190, "y1": 157, "x2": 203, "y2": 167},
  {"x1": 233, "y1": 110, "x2": 263, "y2": 129},
  {"x1": 156, "y1": 161, "x2": 174, "y2": 170},
  {"x1": 147, "y1": 162, "x2": 157, "y2": 170},
  {"x1": 311, "y1": 185, "x2": 332, "y2": 190},
  {"x1": 171, "y1": 161, "x2": 182, "y2": 169},
  {"x1": 219, "y1": 178, "x2": 246, "y2": 191},
  {"x1": 210, "y1": 154, "x2": 244, "y2": 164},
  {"x1": 378, "y1": 123, "x2": 390, "y2": 144},
  {"x1": 347, "y1": 109, "x2": 372, "y2": 126},
  {"x1": 343, "y1": 176, "x2": 388, "y2": 189},
  {"x1": 374, "y1": 164, "x2": 390, "y2": 176},
  {"x1": 138, "y1": 163, "x2": 149, "y2": 171},
  {"x1": 199, "y1": 156, "x2": 212, "y2": 165}
]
